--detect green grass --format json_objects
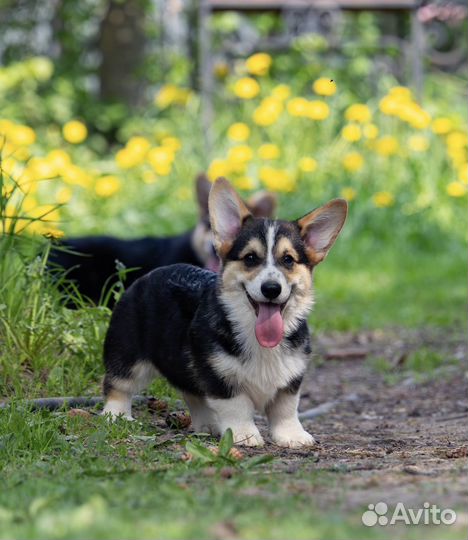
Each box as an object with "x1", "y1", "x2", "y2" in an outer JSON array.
[{"x1": 0, "y1": 408, "x2": 464, "y2": 540}]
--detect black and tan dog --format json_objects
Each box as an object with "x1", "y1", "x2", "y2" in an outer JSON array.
[
  {"x1": 49, "y1": 175, "x2": 276, "y2": 305},
  {"x1": 102, "y1": 178, "x2": 347, "y2": 447}
]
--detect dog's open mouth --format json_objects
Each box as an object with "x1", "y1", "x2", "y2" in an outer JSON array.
[{"x1": 243, "y1": 287, "x2": 288, "y2": 349}]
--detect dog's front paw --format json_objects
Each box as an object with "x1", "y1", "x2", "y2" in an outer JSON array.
[
  {"x1": 271, "y1": 426, "x2": 316, "y2": 449},
  {"x1": 228, "y1": 427, "x2": 264, "y2": 447}
]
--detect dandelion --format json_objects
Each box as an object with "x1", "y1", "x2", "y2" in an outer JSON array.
[
  {"x1": 345, "y1": 104, "x2": 371, "y2": 124},
  {"x1": 95, "y1": 175, "x2": 121, "y2": 198},
  {"x1": 127, "y1": 136, "x2": 151, "y2": 157},
  {"x1": 375, "y1": 136, "x2": 399, "y2": 156},
  {"x1": 233, "y1": 77, "x2": 260, "y2": 100},
  {"x1": 154, "y1": 84, "x2": 191, "y2": 108},
  {"x1": 286, "y1": 97, "x2": 309, "y2": 117},
  {"x1": 343, "y1": 152, "x2": 364, "y2": 172},
  {"x1": 432, "y1": 117, "x2": 453, "y2": 135},
  {"x1": 253, "y1": 97, "x2": 283, "y2": 126},
  {"x1": 228, "y1": 145, "x2": 254, "y2": 164},
  {"x1": 28, "y1": 157, "x2": 56, "y2": 179},
  {"x1": 259, "y1": 166, "x2": 295, "y2": 192},
  {"x1": 227, "y1": 123, "x2": 250, "y2": 142},
  {"x1": 9, "y1": 124, "x2": 36, "y2": 146},
  {"x1": 363, "y1": 124, "x2": 379, "y2": 139},
  {"x1": 271, "y1": 84, "x2": 291, "y2": 101},
  {"x1": 62, "y1": 165, "x2": 93, "y2": 188},
  {"x1": 258, "y1": 143, "x2": 280, "y2": 160},
  {"x1": 161, "y1": 136, "x2": 182, "y2": 151},
  {"x1": 408, "y1": 135, "x2": 429, "y2": 153},
  {"x1": 233, "y1": 176, "x2": 255, "y2": 190},
  {"x1": 46, "y1": 149, "x2": 71, "y2": 173},
  {"x1": 446, "y1": 132, "x2": 468, "y2": 149},
  {"x1": 298, "y1": 157, "x2": 317, "y2": 173},
  {"x1": 245, "y1": 52, "x2": 272, "y2": 76},
  {"x1": 147, "y1": 146, "x2": 174, "y2": 176},
  {"x1": 341, "y1": 124, "x2": 362, "y2": 142},
  {"x1": 389, "y1": 86, "x2": 412, "y2": 99},
  {"x1": 373, "y1": 191, "x2": 395, "y2": 208},
  {"x1": 306, "y1": 100, "x2": 330, "y2": 121},
  {"x1": 446, "y1": 181, "x2": 466, "y2": 197},
  {"x1": 55, "y1": 186, "x2": 73, "y2": 204},
  {"x1": 116, "y1": 148, "x2": 142, "y2": 169},
  {"x1": 312, "y1": 77, "x2": 336, "y2": 96},
  {"x1": 208, "y1": 158, "x2": 230, "y2": 180},
  {"x1": 340, "y1": 187, "x2": 356, "y2": 201},
  {"x1": 63, "y1": 120, "x2": 87, "y2": 144}
]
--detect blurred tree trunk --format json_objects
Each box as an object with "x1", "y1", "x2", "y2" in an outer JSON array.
[{"x1": 98, "y1": 0, "x2": 146, "y2": 107}]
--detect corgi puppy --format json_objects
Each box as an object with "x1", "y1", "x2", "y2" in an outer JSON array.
[
  {"x1": 102, "y1": 178, "x2": 347, "y2": 447},
  {"x1": 49, "y1": 174, "x2": 276, "y2": 306}
]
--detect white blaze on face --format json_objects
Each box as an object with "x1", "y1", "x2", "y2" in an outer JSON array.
[{"x1": 245, "y1": 222, "x2": 291, "y2": 305}]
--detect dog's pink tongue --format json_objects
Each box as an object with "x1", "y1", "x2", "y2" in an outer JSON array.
[
  {"x1": 206, "y1": 256, "x2": 220, "y2": 273},
  {"x1": 255, "y1": 303, "x2": 284, "y2": 348}
]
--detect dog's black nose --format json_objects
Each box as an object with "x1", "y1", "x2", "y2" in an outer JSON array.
[{"x1": 261, "y1": 281, "x2": 282, "y2": 300}]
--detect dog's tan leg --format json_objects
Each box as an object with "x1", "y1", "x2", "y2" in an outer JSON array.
[
  {"x1": 102, "y1": 386, "x2": 134, "y2": 420},
  {"x1": 266, "y1": 390, "x2": 315, "y2": 448},
  {"x1": 206, "y1": 394, "x2": 264, "y2": 447}
]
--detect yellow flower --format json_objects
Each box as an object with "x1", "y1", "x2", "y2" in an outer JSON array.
[
  {"x1": 56, "y1": 186, "x2": 73, "y2": 204},
  {"x1": 208, "y1": 158, "x2": 231, "y2": 181},
  {"x1": 233, "y1": 77, "x2": 260, "y2": 100},
  {"x1": 9, "y1": 124, "x2": 36, "y2": 146},
  {"x1": 46, "y1": 149, "x2": 71, "y2": 173},
  {"x1": 379, "y1": 95, "x2": 400, "y2": 116},
  {"x1": 363, "y1": 124, "x2": 379, "y2": 139},
  {"x1": 28, "y1": 157, "x2": 56, "y2": 179},
  {"x1": 245, "y1": 53, "x2": 272, "y2": 76},
  {"x1": 228, "y1": 145, "x2": 254, "y2": 164},
  {"x1": 431, "y1": 117, "x2": 453, "y2": 135},
  {"x1": 286, "y1": 97, "x2": 309, "y2": 117},
  {"x1": 306, "y1": 100, "x2": 330, "y2": 121},
  {"x1": 147, "y1": 146, "x2": 174, "y2": 176},
  {"x1": 214, "y1": 61, "x2": 229, "y2": 79},
  {"x1": 21, "y1": 196, "x2": 38, "y2": 213},
  {"x1": 342, "y1": 152, "x2": 364, "y2": 172},
  {"x1": 234, "y1": 176, "x2": 255, "y2": 190},
  {"x1": 373, "y1": 191, "x2": 395, "y2": 208},
  {"x1": 154, "y1": 84, "x2": 191, "y2": 108},
  {"x1": 375, "y1": 136, "x2": 399, "y2": 156},
  {"x1": 312, "y1": 77, "x2": 336, "y2": 96},
  {"x1": 95, "y1": 175, "x2": 121, "y2": 198},
  {"x1": 389, "y1": 86, "x2": 412, "y2": 99},
  {"x1": 127, "y1": 136, "x2": 151, "y2": 157},
  {"x1": 161, "y1": 136, "x2": 182, "y2": 151},
  {"x1": 298, "y1": 157, "x2": 317, "y2": 173},
  {"x1": 116, "y1": 148, "x2": 142, "y2": 169},
  {"x1": 28, "y1": 205, "x2": 61, "y2": 223},
  {"x1": 446, "y1": 181, "x2": 466, "y2": 197},
  {"x1": 259, "y1": 166, "x2": 295, "y2": 192},
  {"x1": 458, "y1": 164, "x2": 467, "y2": 184},
  {"x1": 446, "y1": 132, "x2": 468, "y2": 149},
  {"x1": 341, "y1": 124, "x2": 362, "y2": 142},
  {"x1": 340, "y1": 187, "x2": 356, "y2": 201},
  {"x1": 62, "y1": 120, "x2": 87, "y2": 144},
  {"x1": 62, "y1": 165, "x2": 92, "y2": 188},
  {"x1": 408, "y1": 135, "x2": 429, "y2": 153},
  {"x1": 258, "y1": 143, "x2": 280, "y2": 160},
  {"x1": 227, "y1": 123, "x2": 250, "y2": 142},
  {"x1": 271, "y1": 84, "x2": 291, "y2": 101},
  {"x1": 253, "y1": 98, "x2": 283, "y2": 126},
  {"x1": 345, "y1": 104, "x2": 371, "y2": 124}
]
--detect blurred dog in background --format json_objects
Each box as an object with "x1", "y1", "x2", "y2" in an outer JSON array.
[{"x1": 49, "y1": 174, "x2": 277, "y2": 306}]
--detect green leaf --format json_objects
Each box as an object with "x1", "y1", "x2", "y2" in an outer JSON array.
[
  {"x1": 218, "y1": 428, "x2": 234, "y2": 457},
  {"x1": 185, "y1": 441, "x2": 215, "y2": 463}
]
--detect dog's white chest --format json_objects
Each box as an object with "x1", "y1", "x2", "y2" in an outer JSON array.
[{"x1": 211, "y1": 346, "x2": 306, "y2": 411}]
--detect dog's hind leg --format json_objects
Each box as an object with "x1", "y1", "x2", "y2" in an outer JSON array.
[{"x1": 102, "y1": 361, "x2": 158, "y2": 421}]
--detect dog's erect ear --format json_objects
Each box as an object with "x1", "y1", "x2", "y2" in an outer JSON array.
[
  {"x1": 247, "y1": 191, "x2": 277, "y2": 218},
  {"x1": 298, "y1": 199, "x2": 348, "y2": 265},
  {"x1": 195, "y1": 173, "x2": 212, "y2": 219},
  {"x1": 209, "y1": 177, "x2": 251, "y2": 257}
]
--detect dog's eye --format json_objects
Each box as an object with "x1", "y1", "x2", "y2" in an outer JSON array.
[
  {"x1": 243, "y1": 253, "x2": 260, "y2": 267},
  {"x1": 282, "y1": 254, "x2": 295, "y2": 268}
]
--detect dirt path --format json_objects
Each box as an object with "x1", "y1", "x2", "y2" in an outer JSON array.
[{"x1": 254, "y1": 328, "x2": 468, "y2": 514}]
